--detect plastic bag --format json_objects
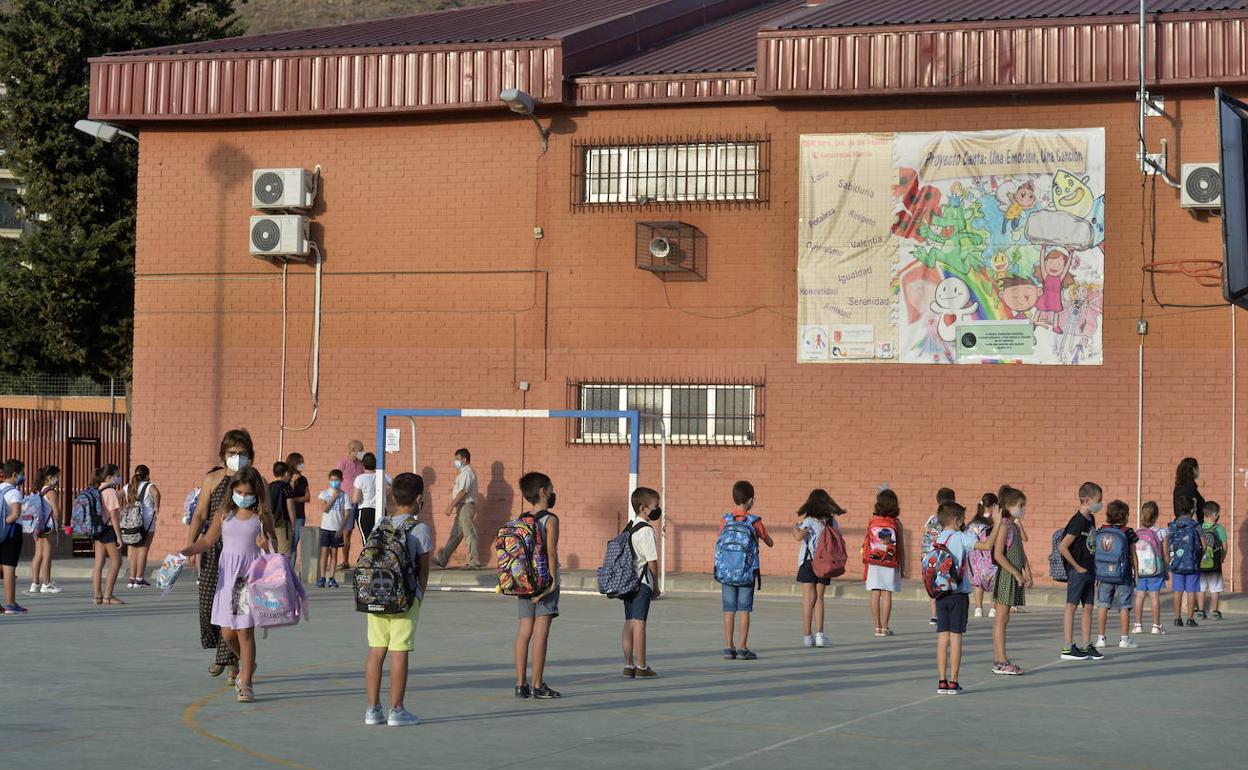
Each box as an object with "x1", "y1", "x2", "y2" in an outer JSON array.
[{"x1": 157, "y1": 553, "x2": 188, "y2": 595}]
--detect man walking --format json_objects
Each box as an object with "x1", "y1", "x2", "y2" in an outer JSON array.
[{"x1": 434, "y1": 448, "x2": 480, "y2": 569}]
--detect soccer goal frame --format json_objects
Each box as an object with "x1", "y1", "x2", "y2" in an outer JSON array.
[{"x1": 374, "y1": 407, "x2": 669, "y2": 593}]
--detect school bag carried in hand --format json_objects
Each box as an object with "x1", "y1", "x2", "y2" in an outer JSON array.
[
  {"x1": 183, "y1": 487, "x2": 201, "y2": 526},
  {"x1": 1134, "y1": 528, "x2": 1164, "y2": 578},
  {"x1": 156, "y1": 553, "x2": 188, "y2": 595},
  {"x1": 495, "y1": 512, "x2": 553, "y2": 597},
  {"x1": 1093, "y1": 526, "x2": 1131, "y2": 584},
  {"x1": 355, "y1": 518, "x2": 422, "y2": 614},
  {"x1": 19, "y1": 493, "x2": 50, "y2": 536},
  {"x1": 863, "y1": 515, "x2": 900, "y2": 568},
  {"x1": 812, "y1": 523, "x2": 848, "y2": 579},
  {"x1": 1198, "y1": 525, "x2": 1224, "y2": 572},
  {"x1": 597, "y1": 521, "x2": 650, "y2": 598},
  {"x1": 1167, "y1": 518, "x2": 1202, "y2": 575},
  {"x1": 119, "y1": 482, "x2": 151, "y2": 546},
  {"x1": 248, "y1": 552, "x2": 309, "y2": 632},
  {"x1": 70, "y1": 487, "x2": 104, "y2": 538},
  {"x1": 921, "y1": 532, "x2": 966, "y2": 599},
  {"x1": 714, "y1": 513, "x2": 761, "y2": 587}
]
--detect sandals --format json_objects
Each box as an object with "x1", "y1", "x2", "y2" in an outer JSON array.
[
  {"x1": 102, "y1": 596, "x2": 126, "y2": 605},
  {"x1": 94, "y1": 596, "x2": 103, "y2": 605},
  {"x1": 992, "y1": 661, "x2": 1024, "y2": 675},
  {"x1": 208, "y1": 664, "x2": 226, "y2": 677},
  {"x1": 236, "y1": 686, "x2": 254, "y2": 703},
  {"x1": 874, "y1": 628, "x2": 894, "y2": 637}
]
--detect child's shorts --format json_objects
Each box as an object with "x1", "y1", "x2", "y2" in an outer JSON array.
[
  {"x1": 935, "y1": 593, "x2": 970, "y2": 634},
  {"x1": 0, "y1": 531, "x2": 22, "y2": 567},
  {"x1": 1065, "y1": 568, "x2": 1096, "y2": 606},
  {"x1": 518, "y1": 586, "x2": 560, "y2": 620},
  {"x1": 796, "y1": 559, "x2": 831, "y2": 586},
  {"x1": 1199, "y1": 572, "x2": 1225, "y2": 594},
  {"x1": 622, "y1": 584, "x2": 653, "y2": 621},
  {"x1": 1172, "y1": 572, "x2": 1201, "y2": 593},
  {"x1": 1095, "y1": 582, "x2": 1134, "y2": 609},
  {"x1": 318, "y1": 528, "x2": 343, "y2": 549},
  {"x1": 721, "y1": 583, "x2": 755, "y2": 612},
  {"x1": 366, "y1": 600, "x2": 422, "y2": 652},
  {"x1": 1137, "y1": 575, "x2": 1166, "y2": 593}
]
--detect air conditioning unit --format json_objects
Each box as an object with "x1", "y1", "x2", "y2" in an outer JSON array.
[
  {"x1": 250, "y1": 215, "x2": 309, "y2": 259},
  {"x1": 252, "y1": 168, "x2": 315, "y2": 210},
  {"x1": 1181, "y1": 163, "x2": 1222, "y2": 209},
  {"x1": 635, "y1": 221, "x2": 706, "y2": 281}
]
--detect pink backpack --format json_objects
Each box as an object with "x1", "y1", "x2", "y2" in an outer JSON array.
[
  {"x1": 968, "y1": 523, "x2": 998, "y2": 589},
  {"x1": 245, "y1": 553, "x2": 308, "y2": 635}
]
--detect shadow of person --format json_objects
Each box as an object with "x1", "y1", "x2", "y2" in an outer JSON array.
[{"x1": 421, "y1": 465, "x2": 439, "y2": 540}]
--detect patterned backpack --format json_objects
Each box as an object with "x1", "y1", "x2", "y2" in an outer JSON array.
[
  {"x1": 354, "y1": 517, "x2": 421, "y2": 614},
  {"x1": 19, "y1": 493, "x2": 50, "y2": 536},
  {"x1": 1048, "y1": 525, "x2": 1094, "y2": 582},
  {"x1": 495, "y1": 512, "x2": 553, "y2": 598},
  {"x1": 1168, "y1": 517, "x2": 1201, "y2": 575},
  {"x1": 597, "y1": 521, "x2": 649, "y2": 598},
  {"x1": 1134, "y1": 527, "x2": 1164, "y2": 578},
  {"x1": 119, "y1": 482, "x2": 150, "y2": 546},
  {"x1": 921, "y1": 532, "x2": 966, "y2": 599},
  {"x1": 70, "y1": 487, "x2": 104, "y2": 538},
  {"x1": 968, "y1": 523, "x2": 997, "y2": 588},
  {"x1": 248, "y1": 552, "x2": 309, "y2": 631},
  {"x1": 863, "y1": 515, "x2": 900, "y2": 568},
  {"x1": 1198, "y1": 525, "x2": 1224, "y2": 572},
  {"x1": 713, "y1": 513, "x2": 761, "y2": 587}
]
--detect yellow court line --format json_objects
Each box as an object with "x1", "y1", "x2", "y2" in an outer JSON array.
[{"x1": 183, "y1": 687, "x2": 321, "y2": 770}]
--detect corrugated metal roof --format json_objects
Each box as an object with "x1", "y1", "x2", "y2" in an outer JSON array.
[
  {"x1": 775, "y1": 0, "x2": 1248, "y2": 29},
  {"x1": 589, "y1": 0, "x2": 804, "y2": 75},
  {"x1": 110, "y1": 0, "x2": 670, "y2": 56}
]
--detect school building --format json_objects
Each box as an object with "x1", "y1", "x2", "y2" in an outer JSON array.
[{"x1": 88, "y1": 0, "x2": 1247, "y2": 587}]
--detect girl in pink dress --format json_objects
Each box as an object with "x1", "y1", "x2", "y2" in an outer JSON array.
[
  {"x1": 1034, "y1": 249, "x2": 1074, "y2": 333},
  {"x1": 182, "y1": 467, "x2": 275, "y2": 703}
]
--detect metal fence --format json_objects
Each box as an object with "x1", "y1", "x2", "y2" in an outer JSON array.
[{"x1": 0, "y1": 373, "x2": 128, "y2": 397}]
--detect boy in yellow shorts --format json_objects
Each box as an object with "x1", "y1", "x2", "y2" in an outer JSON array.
[{"x1": 362, "y1": 472, "x2": 431, "y2": 726}]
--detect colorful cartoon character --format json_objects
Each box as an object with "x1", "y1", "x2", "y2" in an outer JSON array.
[
  {"x1": 1033, "y1": 249, "x2": 1075, "y2": 333},
  {"x1": 996, "y1": 179, "x2": 1036, "y2": 235},
  {"x1": 892, "y1": 167, "x2": 943, "y2": 243},
  {"x1": 998, "y1": 276, "x2": 1042, "y2": 320},
  {"x1": 990, "y1": 250, "x2": 1012, "y2": 283},
  {"x1": 929, "y1": 276, "x2": 979, "y2": 342},
  {"x1": 1051, "y1": 170, "x2": 1095, "y2": 219},
  {"x1": 914, "y1": 199, "x2": 987, "y2": 276}
]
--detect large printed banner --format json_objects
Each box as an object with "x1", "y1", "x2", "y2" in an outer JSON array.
[{"x1": 798, "y1": 129, "x2": 1105, "y2": 365}]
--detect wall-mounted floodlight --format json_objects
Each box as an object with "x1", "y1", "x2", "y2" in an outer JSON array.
[
  {"x1": 74, "y1": 119, "x2": 138, "y2": 144},
  {"x1": 499, "y1": 89, "x2": 550, "y2": 153}
]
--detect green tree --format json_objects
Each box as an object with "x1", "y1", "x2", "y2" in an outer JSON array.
[{"x1": 0, "y1": 0, "x2": 242, "y2": 378}]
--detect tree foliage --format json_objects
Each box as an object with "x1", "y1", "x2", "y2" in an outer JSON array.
[{"x1": 0, "y1": 0, "x2": 242, "y2": 378}]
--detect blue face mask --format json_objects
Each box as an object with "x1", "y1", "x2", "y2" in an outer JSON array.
[
  {"x1": 15, "y1": 473, "x2": 25, "y2": 485},
  {"x1": 329, "y1": 480, "x2": 341, "y2": 490},
  {"x1": 233, "y1": 492, "x2": 257, "y2": 509}
]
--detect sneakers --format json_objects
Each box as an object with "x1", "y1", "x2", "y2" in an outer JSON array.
[
  {"x1": 40, "y1": 582, "x2": 62, "y2": 594},
  {"x1": 929, "y1": 617, "x2": 938, "y2": 625},
  {"x1": 1060, "y1": 645, "x2": 1088, "y2": 661},
  {"x1": 973, "y1": 607, "x2": 984, "y2": 618},
  {"x1": 623, "y1": 666, "x2": 637, "y2": 678},
  {"x1": 1118, "y1": 636, "x2": 1139, "y2": 649},
  {"x1": 937, "y1": 679, "x2": 950, "y2": 694},
  {"x1": 814, "y1": 632, "x2": 830, "y2": 648},
  {"x1": 1084, "y1": 645, "x2": 1105, "y2": 661},
  {"x1": 945, "y1": 681, "x2": 964, "y2": 694},
  {"x1": 802, "y1": 635, "x2": 815, "y2": 648},
  {"x1": 1212, "y1": 610, "x2": 1224, "y2": 620},
  {"x1": 134, "y1": 578, "x2": 151, "y2": 588},
  {"x1": 515, "y1": 683, "x2": 531, "y2": 699},
  {"x1": 327, "y1": 578, "x2": 339, "y2": 589},
  {"x1": 1132, "y1": 623, "x2": 1143, "y2": 634},
  {"x1": 532, "y1": 683, "x2": 562, "y2": 699},
  {"x1": 1151, "y1": 624, "x2": 1166, "y2": 635},
  {"x1": 315, "y1": 577, "x2": 326, "y2": 588},
  {"x1": 737, "y1": 648, "x2": 758, "y2": 660},
  {"x1": 1195, "y1": 610, "x2": 1208, "y2": 620},
  {"x1": 723, "y1": 648, "x2": 737, "y2": 660},
  {"x1": 27, "y1": 582, "x2": 40, "y2": 595},
  {"x1": 635, "y1": 666, "x2": 658, "y2": 678},
  {"x1": 988, "y1": 608, "x2": 997, "y2": 618},
  {"x1": 1094, "y1": 635, "x2": 1107, "y2": 649},
  {"x1": 1173, "y1": 617, "x2": 1184, "y2": 627},
  {"x1": 364, "y1": 705, "x2": 386, "y2": 725},
  {"x1": 387, "y1": 707, "x2": 420, "y2": 726},
  {"x1": 2, "y1": 604, "x2": 28, "y2": 615},
  {"x1": 1185, "y1": 618, "x2": 1199, "y2": 627}
]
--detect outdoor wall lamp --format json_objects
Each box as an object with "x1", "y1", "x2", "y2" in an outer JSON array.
[
  {"x1": 74, "y1": 119, "x2": 138, "y2": 143},
  {"x1": 499, "y1": 89, "x2": 550, "y2": 153}
]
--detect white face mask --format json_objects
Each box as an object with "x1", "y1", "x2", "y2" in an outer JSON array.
[
  {"x1": 354, "y1": 451, "x2": 364, "y2": 461},
  {"x1": 454, "y1": 460, "x2": 463, "y2": 470},
  {"x1": 226, "y1": 453, "x2": 249, "y2": 472},
  {"x1": 296, "y1": 464, "x2": 305, "y2": 473}
]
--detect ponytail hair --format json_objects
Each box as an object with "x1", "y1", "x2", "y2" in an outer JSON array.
[
  {"x1": 34, "y1": 465, "x2": 59, "y2": 491},
  {"x1": 130, "y1": 464, "x2": 150, "y2": 493},
  {"x1": 971, "y1": 492, "x2": 997, "y2": 528}
]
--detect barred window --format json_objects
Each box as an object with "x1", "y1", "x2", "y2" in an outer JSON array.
[
  {"x1": 574, "y1": 136, "x2": 769, "y2": 207},
  {"x1": 568, "y1": 381, "x2": 764, "y2": 446}
]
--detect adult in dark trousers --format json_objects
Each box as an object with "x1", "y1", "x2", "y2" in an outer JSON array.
[
  {"x1": 1173, "y1": 457, "x2": 1206, "y2": 523},
  {"x1": 286, "y1": 452, "x2": 310, "y2": 562},
  {"x1": 352, "y1": 452, "x2": 392, "y2": 540},
  {"x1": 336, "y1": 439, "x2": 366, "y2": 569},
  {"x1": 186, "y1": 429, "x2": 253, "y2": 682},
  {"x1": 433, "y1": 448, "x2": 480, "y2": 569}
]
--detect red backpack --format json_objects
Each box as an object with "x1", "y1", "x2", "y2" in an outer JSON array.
[
  {"x1": 812, "y1": 523, "x2": 848, "y2": 578},
  {"x1": 863, "y1": 515, "x2": 901, "y2": 568}
]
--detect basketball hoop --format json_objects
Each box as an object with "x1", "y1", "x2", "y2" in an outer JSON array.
[{"x1": 1141, "y1": 259, "x2": 1224, "y2": 288}]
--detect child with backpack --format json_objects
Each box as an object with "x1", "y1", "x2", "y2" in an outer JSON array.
[
  {"x1": 23, "y1": 465, "x2": 62, "y2": 595},
  {"x1": 1131, "y1": 501, "x2": 1168, "y2": 636},
  {"x1": 967, "y1": 493, "x2": 998, "y2": 619},
  {"x1": 510, "y1": 471, "x2": 561, "y2": 699},
  {"x1": 616, "y1": 486, "x2": 660, "y2": 678},
  {"x1": 1093, "y1": 500, "x2": 1140, "y2": 650},
  {"x1": 122, "y1": 465, "x2": 159, "y2": 589},
  {"x1": 926, "y1": 501, "x2": 1003, "y2": 694},
  {"x1": 921, "y1": 488, "x2": 956, "y2": 625},
  {"x1": 1, "y1": 459, "x2": 27, "y2": 614},
  {"x1": 990, "y1": 486, "x2": 1032, "y2": 674},
  {"x1": 791, "y1": 489, "x2": 846, "y2": 648},
  {"x1": 1168, "y1": 496, "x2": 1203, "y2": 628},
  {"x1": 358, "y1": 473, "x2": 432, "y2": 727},
  {"x1": 864, "y1": 488, "x2": 905, "y2": 637},
  {"x1": 717, "y1": 480, "x2": 774, "y2": 660},
  {"x1": 181, "y1": 467, "x2": 276, "y2": 703},
  {"x1": 1197, "y1": 501, "x2": 1226, "y2": 621},
  {"x1": 317, "y1": 469, "x2": 349, "y2": 588},
  {"x1": 1058, "y1": 481, "x2": 1104, "y2": 661},
  {"x1": 92, "y1": 464, "x2": 127, "y2": 607}
]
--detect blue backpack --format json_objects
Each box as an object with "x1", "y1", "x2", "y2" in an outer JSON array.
[
  {"x1": 1168, "y1": 517, "x2": 1202, "y2": 575},
  {"x1": 1093, "y1": 526, "x2": 1130, "y2": 584},
  {"x1": 714, "y1": 513, "x2": 760, "y2": 587},
  {"x1": 0, "y1": 482, "x2": 16, "y2": 544},
  {"x1": 597, "y1": 521, "x2": 649, "y2": 599}
]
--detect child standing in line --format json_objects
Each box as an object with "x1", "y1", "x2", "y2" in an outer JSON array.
[
  {"x1": 1059, "y1": 482, "x2": 1104, "y2": 661},
  {"x1": 317, "y1": 469, "x2": 348, "y2": 588},
  {"x1": 362, "y1": 473, "x2": 432, "y2": 727},
  {"x1": 1131, "y1": 501, "x2": 1168, "y2": 636},
  {"x1": 932, "y1": 501, "x2": 1003, "y2": 694},
  {"x1": 1093, "y1": 500, "x2": 1140, "y2": 650},
  {"x1": 791, "y1": 489, "x2": 845, "y2": 648},
  {"x1": 718, "y1": 480, "x2": 774, "y2": 660},
  {"x1": 181, "y1": 467, "x2": 276, "y2": 703},
  {"x1": 1168, "y1": 496, "x2": 1203, "y2": 628},
  {"x1": 620, "y1": 487, "x2": 661, "y2": 678},
  {"x1": 0, "y1": 459, "x2": 27, "y2": 614},
  {"x1": 922, "y1": 488, "x2": 956, "y2": 625},
  {"x1": 990, "y1": 486, "x2": 1032, "y2": 674},
  {"x1": 864, "y1": 488, "x2": 905, "y2": 637},
  {"x1": 968, "y1": 493, "x2": 998, "y2": 618},
  {"x1": 1197, "y1": 501, "x2": 1227, "y2": 620},
  {"x1": 25, "y1": 465, "x2": 62, "y2": 595},
  {"x1": 514, "y1": 471, "x2": 561, "y2": 699}
]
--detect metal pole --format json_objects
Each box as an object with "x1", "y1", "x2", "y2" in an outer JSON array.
[
  {"x1": 1137, "y1": 336, "x2": 1144, "y2": 526},
  {"x1": 1231, "y1": 305, "x2": 1238, "y2": 592}
]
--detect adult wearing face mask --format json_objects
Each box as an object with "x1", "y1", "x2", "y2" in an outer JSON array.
[
  {"x1": 336, "y1": 440, "x2": 366, "y2": 569},
  {"x1": 433, "y1": 448, "x2": 480, "y2": 569},
  {"x1": 1172, "y1": 457, "x2": 1206, "y2": 524},
  {"x1": 286, "y1": 452, "x2": 310, "y2": 561},
  {"x1": 186, "y1": 429, "x2": 253, "y2": 681}
]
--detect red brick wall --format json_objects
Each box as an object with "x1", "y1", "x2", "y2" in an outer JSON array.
[{"x1": 133, "y1": 89, "x2": 1246, "y2": 589}]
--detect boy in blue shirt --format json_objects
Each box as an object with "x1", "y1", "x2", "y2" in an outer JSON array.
[{"x1": 931, "y1": 501, "x2": 1002, "y2": 695}]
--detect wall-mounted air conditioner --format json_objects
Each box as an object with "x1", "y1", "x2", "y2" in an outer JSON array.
[
  {"x1": 1181, "y1": 163, "x2": 1222, "y2": 209},
  {"x1": 250, "y1": 215, "x2": 309, "y2": 259},
  {"x1": 252, "y1": 168, "x2": 315, "y2": 210}
]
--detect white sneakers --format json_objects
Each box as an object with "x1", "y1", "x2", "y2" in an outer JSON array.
[
  {"x1": 988, "y1": 608, "x2": 997, "y2": 618},
  {"x1": 802, "y1": 635, "x2": 815, "y2": 647},
  {"x1": 364, "y1": 706, "x2": 386, "y2": 725},
  {"x1": 26, "y1": 582, "x2": 61, "y2": 594},
  {"x1": 387, "y1": 707, "x2": 420, "y2": 727},
  {"x1": 27, "y1": 583, "x2": 39, "y2": 595},
  {"x1": 973, "y1": 607, "x2": 984, "y2": 618},
  {"x1": 1118, "y1": 636, "x2": 1139, "y2": 649},
  {"x1": 1150, "y1": 624, "x2": 1166, "y2": 635},
  {"x1": 1132, "y1": 623, "x2": 1143, "y2": 634},
  {"x1": 814, "y1": 632, "x2": 829, "y2": 648},
  {"x1": 1094, "y1": 635, "x2": 1108, "y2": 649}
]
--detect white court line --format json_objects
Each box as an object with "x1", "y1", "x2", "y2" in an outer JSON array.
[{"x1": 695, "y1": 658, "x2": 1066, "y2": 770}]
